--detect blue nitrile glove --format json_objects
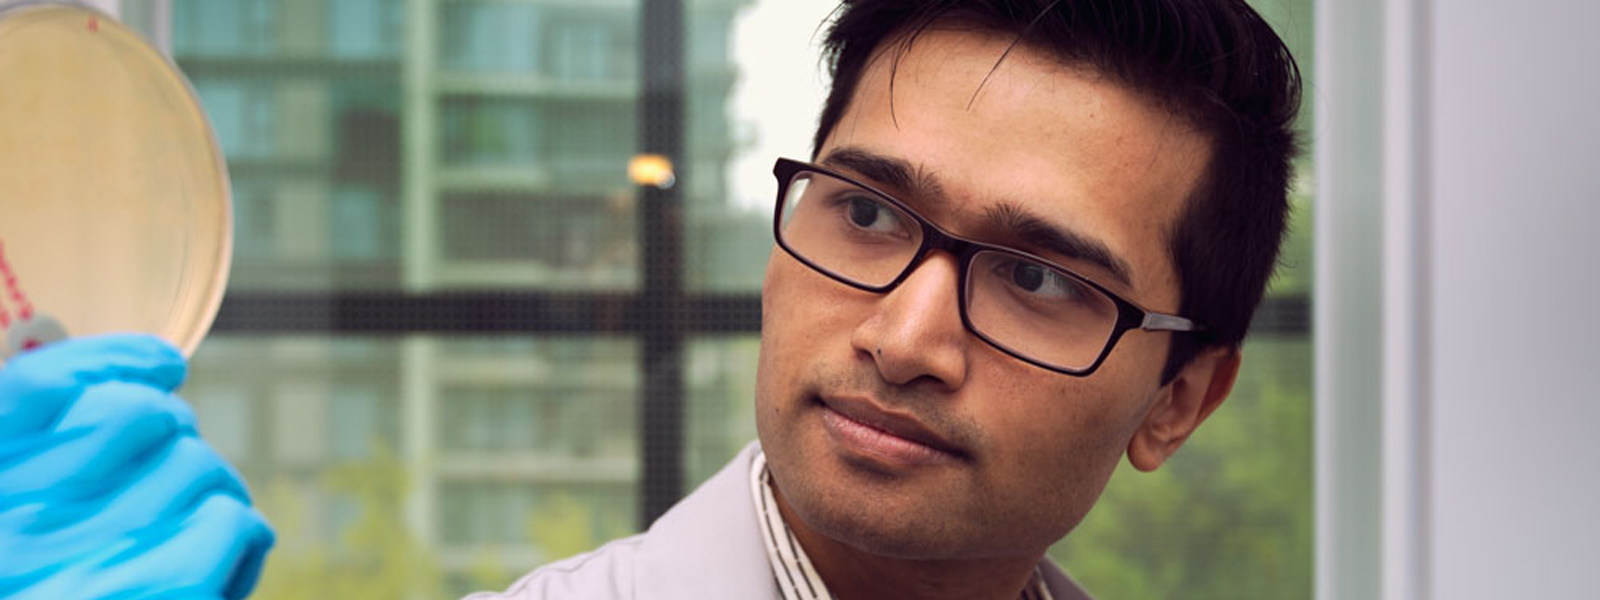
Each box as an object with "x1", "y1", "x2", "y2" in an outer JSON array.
[{"x1": 0, "y1": 334, "x2": 275, "y2": 600}]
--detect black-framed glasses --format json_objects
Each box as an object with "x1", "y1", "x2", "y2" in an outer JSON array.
[{"x1": 770, "y1": 157, "x2": 1204, "y2": 376}]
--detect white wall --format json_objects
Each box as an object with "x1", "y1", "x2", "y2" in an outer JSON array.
[
  {"x1": 1319, "y1": 1, "x2": 1600, "y2": 598},
  {"x1": 1427, "y1": 1, "x2": 1600, "y2": 597}
]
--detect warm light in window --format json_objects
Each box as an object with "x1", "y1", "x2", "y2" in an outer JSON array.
[{"x1": 628, "y1": 154, "x2": 676, "y2": 189}]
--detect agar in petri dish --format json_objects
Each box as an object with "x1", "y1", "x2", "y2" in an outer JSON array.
[{"x1": 0, "y1": 1, "x2": 232, "y2": 365}]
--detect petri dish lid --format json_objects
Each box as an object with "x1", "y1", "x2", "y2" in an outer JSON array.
[{"x1": 0, "y1": 1, "x2": 231, "y2": 365}]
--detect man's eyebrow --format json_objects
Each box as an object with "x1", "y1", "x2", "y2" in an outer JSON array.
[
  {"x1": 983, "y1": 203, "x2": 1135, "y2": 288},
  {"x1": 818, "y1": 147, "x2": 946, "y2": 205},
  {"x1": 819, "y1": 146, "x2": 1136, "y2": 288}
]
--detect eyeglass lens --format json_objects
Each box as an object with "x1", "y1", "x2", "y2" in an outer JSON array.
[{"x1": 778, "y1": 169, "x2": 1121, "y2": 371}]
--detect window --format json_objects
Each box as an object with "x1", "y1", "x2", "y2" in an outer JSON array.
[
  {"x1": 127, "y1": 0, "x2": 1313, "y2": 597},
  {"x1": 441, "y1": 98, "x2": 544, "y2": 168},
  {"x1": 546, "y1": 14, "x2": 632, "y2": 82},
  {"x1": 172, "y1": 0, "x2": 276, "y2": 57},
  {"x1": 193, "y1": 80, "x2": 276, "y2": 159},
  {"x1": 439, "y1": 1, "x2": 541, "y2": 73},
  {"x1": 327, "y1": 0, "x2": 401, "y2": 59}
]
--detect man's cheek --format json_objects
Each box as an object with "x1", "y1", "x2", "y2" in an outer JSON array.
[
  {"x1": 985, "y1": 384, "x2": 1125, "y2": 481},
  {"x1": 762, "y1": 260, "x2": 816, "y2": 327},
  {"x1": 768, "y1": 272, "x2": 863, "y2": 347}
]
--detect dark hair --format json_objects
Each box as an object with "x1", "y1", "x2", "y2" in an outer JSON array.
[{"x1": 812, "y1": 0, "x2": 1303, "y2": 382}]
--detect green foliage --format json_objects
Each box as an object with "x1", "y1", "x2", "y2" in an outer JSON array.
[
  {"x1": 245, "y1": 440, "x2": 641, "y2": 599},
  {"x1": 250, "y1": 444, "x2": 444, "y2": 600},
  {"x1": 526, "y1": 492, "x2": 634, "y2": 563},
  {"x1": 461, "y1": 548, "x2": 518, "y2": 597},
  {"x1": 1050, "y1": 338, "x2": 1313, "y2": 599}
]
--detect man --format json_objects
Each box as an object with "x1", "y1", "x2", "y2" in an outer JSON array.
[
  {"x1": 471, "y1": 1, "x2": 1300, "y2": 598},
  {"x1": 0, "y1": 0, "x2": 1298, "y2": 598}
]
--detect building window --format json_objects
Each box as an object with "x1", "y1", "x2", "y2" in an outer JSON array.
[{"x1": 439, "y1": 1, "x2": 541, "y2": 73}]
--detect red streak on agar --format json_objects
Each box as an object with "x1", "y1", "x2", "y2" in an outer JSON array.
[
  {"x1": 88, "y1": 17, "x2": 99, "y2": 33},
  {"x1": 0, "y1": 239, "x2": 35, "y2": 323}
]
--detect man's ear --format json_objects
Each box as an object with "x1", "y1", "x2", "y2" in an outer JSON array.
[{"x1": 1127, "y1": 346, "x2": 1242, "y2": 472}]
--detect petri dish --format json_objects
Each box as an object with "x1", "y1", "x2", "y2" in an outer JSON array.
[{"x1": 0, "y1": 1, "x2": 231, "y2": 365}]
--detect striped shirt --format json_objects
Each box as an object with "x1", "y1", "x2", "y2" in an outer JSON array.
[{"x1": 750, "y1": 451, "x2": 1055, "y2": 600}]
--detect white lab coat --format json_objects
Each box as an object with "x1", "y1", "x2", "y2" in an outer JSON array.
[{"x1": 463, "y1": 442, "x2": 1093, "y2": 600}]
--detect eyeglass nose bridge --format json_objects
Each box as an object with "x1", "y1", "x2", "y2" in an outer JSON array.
[{"x1": 879, "y1": 219, "x2": 983, "y2": 293}]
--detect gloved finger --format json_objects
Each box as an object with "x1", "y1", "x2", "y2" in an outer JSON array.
[
  {"x1": 0, "y1": 380, "x2": 194, "y2": 467},
  {"x1": 0, "y1": 384, "x2": 187, "y2": 499},
  {"x1": 111, "y1": 435, "x2": 250, "y2": 519},
  {"x1": 79, "y1": 493, "x2": 275, "y2": 600},
  {"x1": 0, "y1": 334, "x2": 186, "y2": 438},
  {"x1": 8, "y1": 436, "x2": 250, "y2": 562},
  {"x1": 0, "y1": 561, "x2": 108, "y2": 600},
  {"x1": 54, "y1": 376, "x2": 198, "y2": 435}
]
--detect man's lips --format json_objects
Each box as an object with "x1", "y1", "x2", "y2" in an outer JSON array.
[{"x1": 817, "y1": 394, "x2": 967, "y2": 462}]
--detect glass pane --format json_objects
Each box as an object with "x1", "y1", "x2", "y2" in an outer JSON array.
[
  {"x1": 185, "y1": 334, "x2": 641, "y2": 600},
  {"x1": 684, "y1": 335, "x2": 761, "y2": 487},
  {"x1": 683, "y1": 0, "x2": 823, "y2": 292}
]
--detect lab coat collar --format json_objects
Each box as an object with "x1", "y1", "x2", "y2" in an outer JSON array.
[{"x1": 635, "y1": 442, "x2": 780, "y2": 599}]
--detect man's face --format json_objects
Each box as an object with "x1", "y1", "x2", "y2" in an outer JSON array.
[{"x1": 754, "y1": 26, "x2": 1215, "y2": 560}]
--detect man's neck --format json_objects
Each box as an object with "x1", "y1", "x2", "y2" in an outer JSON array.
[{"x1": 771, "y1": 484, "x2": 1046, "y2": 600}]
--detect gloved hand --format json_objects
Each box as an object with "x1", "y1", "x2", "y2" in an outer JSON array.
[{"x1": 0, "y1": 334, "x2": 274, "y2": 600}]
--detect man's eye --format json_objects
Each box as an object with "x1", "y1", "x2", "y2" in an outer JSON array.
[
  {"x1": 1010, "y1": 262, "x2": 1046, "y2": 291},
  {"x1": 845, "y1": 197, "x2": 902, "y2": 233},
  {"x1": 1000, "y1": 260, "x2": 1084, "y2": 300}
]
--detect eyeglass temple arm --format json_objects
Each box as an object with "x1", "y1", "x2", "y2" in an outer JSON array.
[{"x1": 1140, "y1": 312, "x2": 1202, "y2": 332}]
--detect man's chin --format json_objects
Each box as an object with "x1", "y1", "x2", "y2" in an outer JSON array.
[
  {"x1": 790, "y1": 491, "x2": 971, "y2": 560},
  {"x1": 774, "y1": 444, "x2": 1075, "y2": 564},
  {"x1": 774, "y1": 454, "x2": 988, "y2": 561}
]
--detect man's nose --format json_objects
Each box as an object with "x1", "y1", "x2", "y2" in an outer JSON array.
[{"x1": 849, "y1": 251, "x2": 970, "y2": 390}]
